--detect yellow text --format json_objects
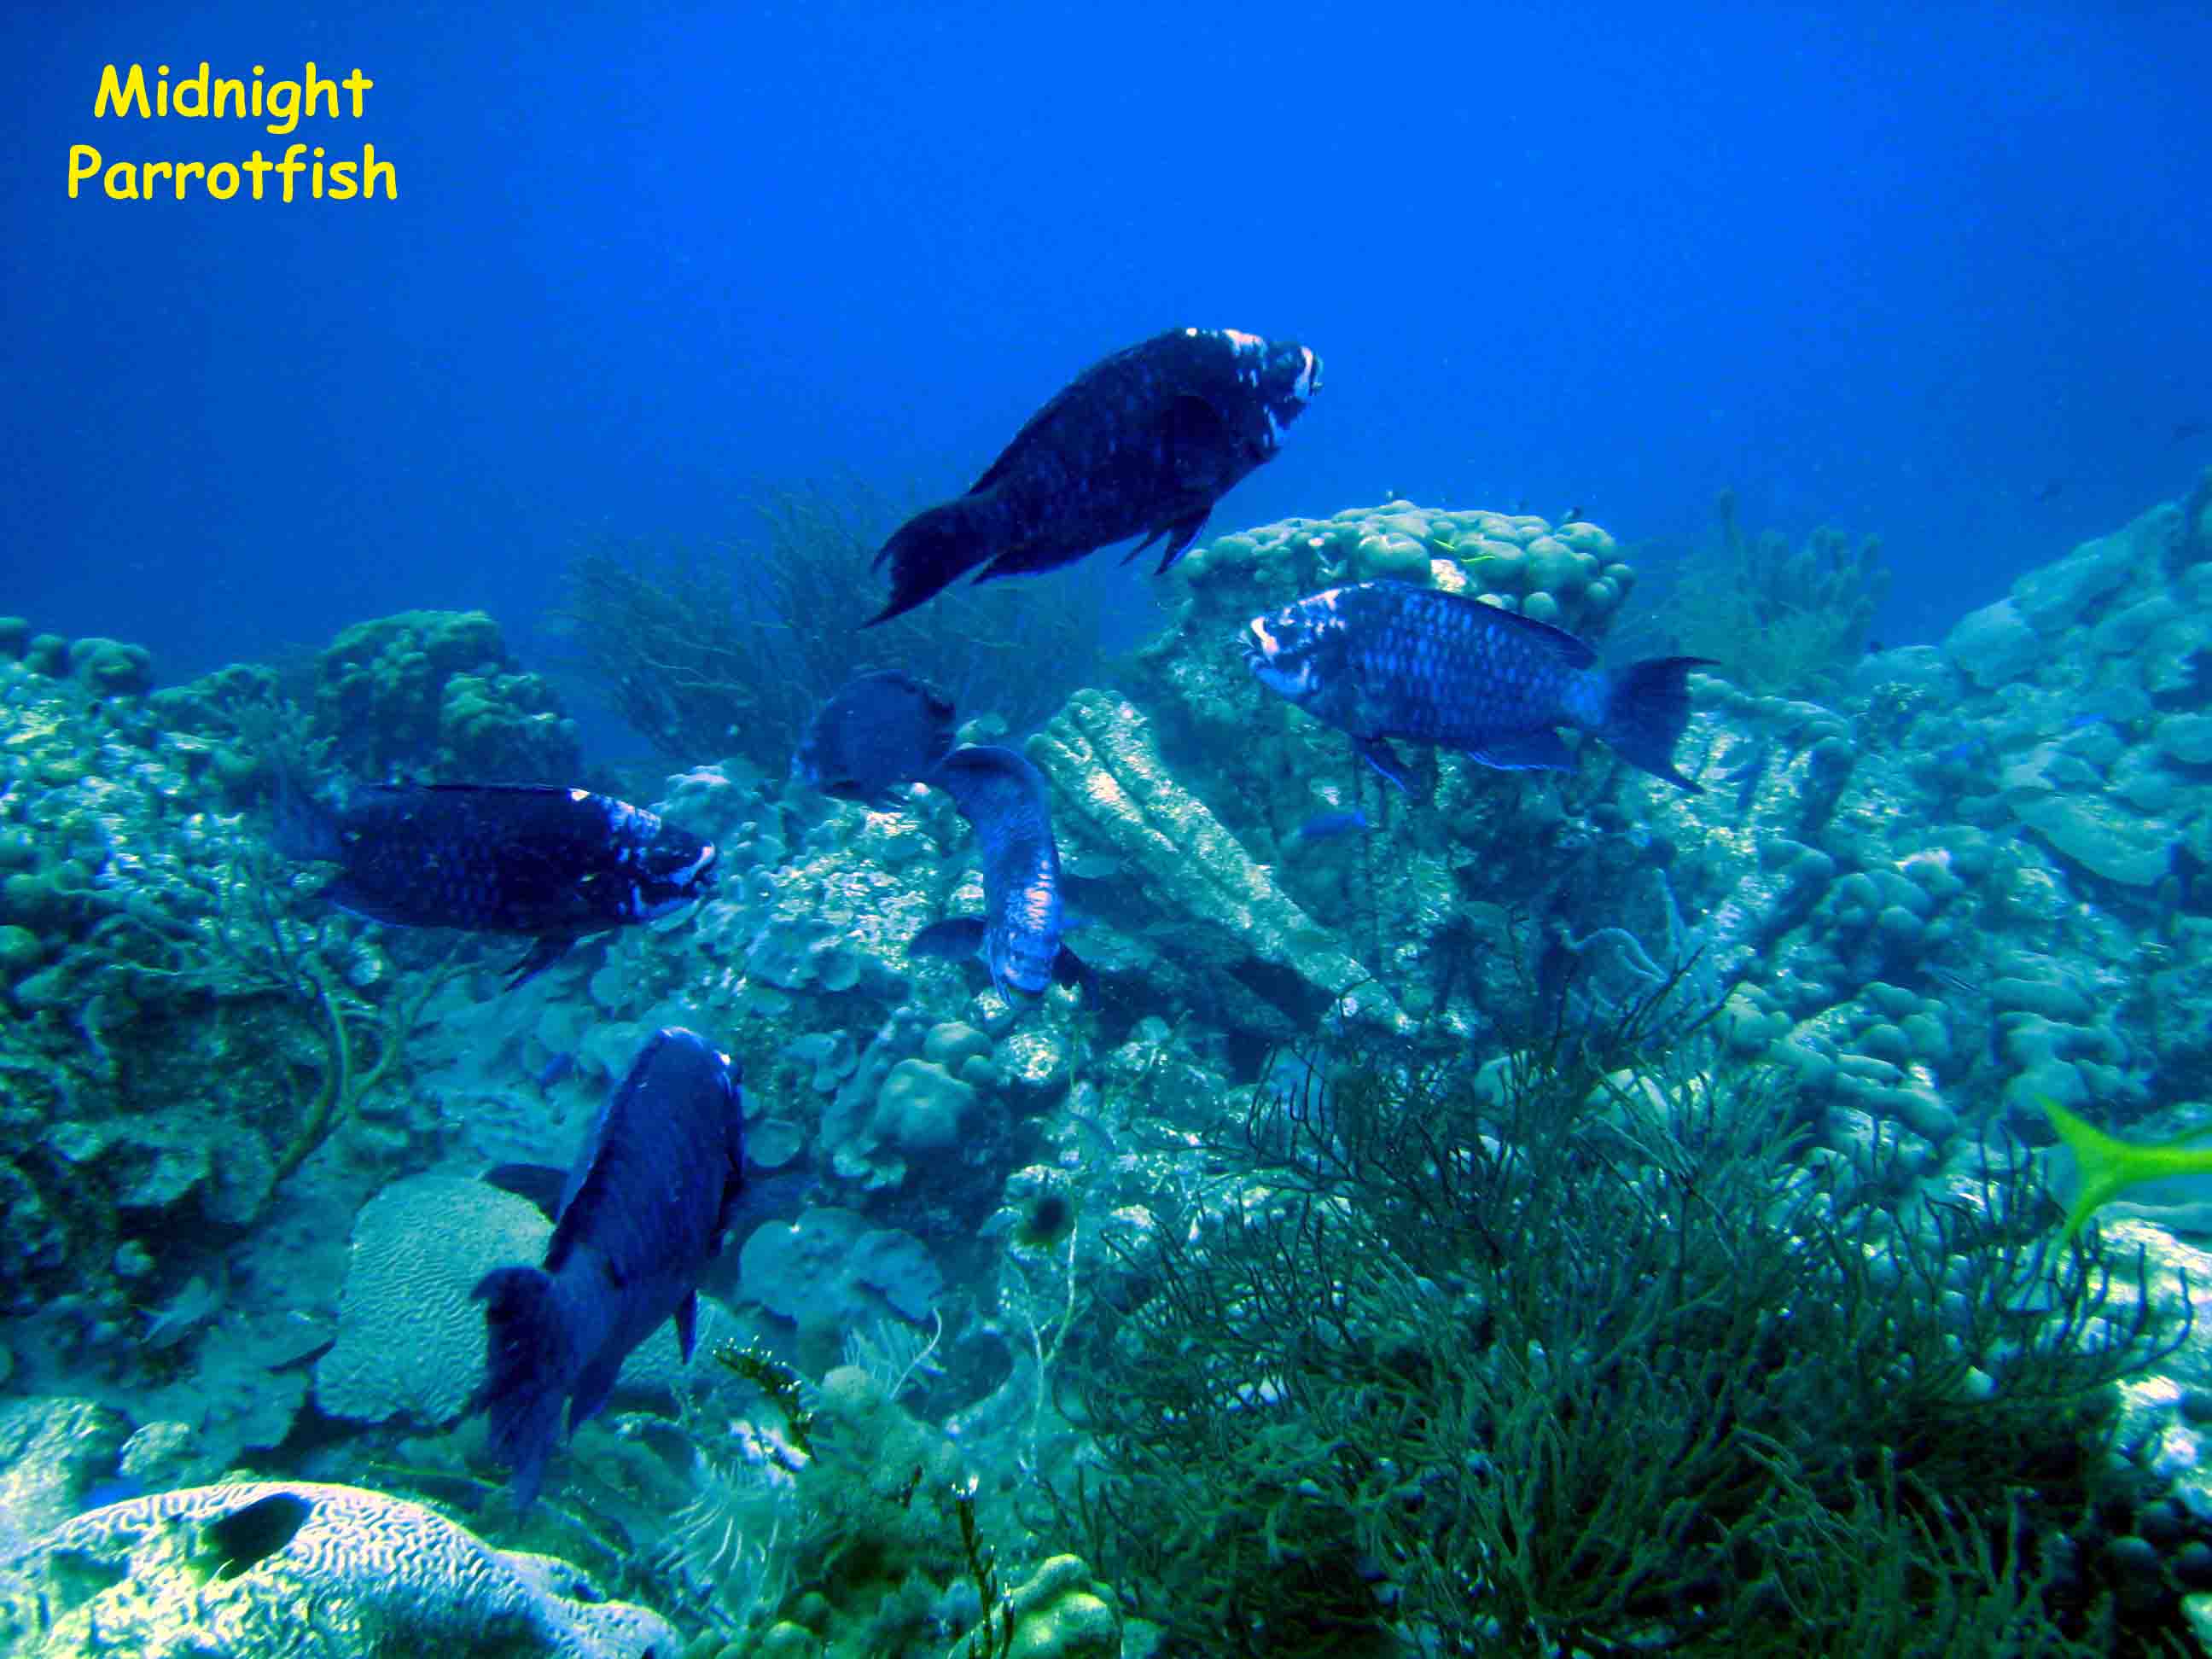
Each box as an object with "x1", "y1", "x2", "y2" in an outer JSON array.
[{"x1": 67, "y1": 143, "x2": 398, "y2": 201}]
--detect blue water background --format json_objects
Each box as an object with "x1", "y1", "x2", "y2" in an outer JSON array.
[{"x1": 8, "y1": 2, "x2": 2210, "y2": 707}]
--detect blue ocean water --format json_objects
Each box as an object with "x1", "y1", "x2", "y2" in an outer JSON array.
[{"x1": 8, "y1": 3, "x2": 2209, "y2": 683}]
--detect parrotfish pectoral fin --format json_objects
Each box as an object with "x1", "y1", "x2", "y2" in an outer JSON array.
[
  {"x1": 868, "y1": 498, "x2": 995, "y2": 626},
  {"x1": 910, "y1": 917, "x2": 989, "y2": 961},
  {"x1": 1153, "y1": 507, "x2": 1213, "y2": 573},
  {"x1": 1465, "y1": 730, "x2": 1575, "y2": 773},
  {"x1": 483, "y1": 1161, "x2": 571, "y2": 1221},
  {"x1": 1164, "y1": 393, "x2": 1233, "y2": 491},
  {"x1": 505, "y1": 935, "x2": 579, "y2": 992},
  {"x1": 1599, "y1": 656, "x2": 1714, "y2": 794},
  {"x1": 674, "y1": 1290, "x2": 699, "y2": 1362},
  {"x1": 320, "y1": 877, "x2": 410, "y2": 927},
  {"x1": 1354, "y1": 736, "x2": 1418, "y2": 794},
  {"x1": 1120, "y1": 526, "x2": 1170, "y2": 566}
]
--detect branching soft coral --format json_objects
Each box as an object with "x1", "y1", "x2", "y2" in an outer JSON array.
[
  {"x1": 550, "y1": 482, "x2": 1112, "y2": 771},
  {"x1": 1639, "y1": 488, "x2": 1890, "y2": 697},
  {"x1": 1062, "y1": 1010, "x2": 2188, "y2": 1656}
]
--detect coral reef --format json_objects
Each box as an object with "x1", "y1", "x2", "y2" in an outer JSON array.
[
  {"x1": 1028, "y1": 690, "x2": 1408, "y2": 1039},
  {"x1": 1629, "y1": 487, "x2": 1890, "y2": 697},
  {"x1": 13, "y1": 473, "x2": 2212, "y2": 1653},
  {"x1": 1068, "y1": 1027, "x2": 2180, "y2": 1655},
  {"x1": 1172, "y1": 500, "x2": 1636, "y2": 638},
  {"x1": 315, "y1": 1172, "x2": 749, "y2": 1433},
  {"x1": 4, "y1": 1480, "x2": 678, "y2": 1658},
  {"x1": 310, "y1": 608, "x2": 581, "y2": 782}
]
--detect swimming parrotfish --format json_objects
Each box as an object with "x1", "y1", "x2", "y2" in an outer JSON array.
[
  {"x1": 1243, "y1": 582, "x2": 1709, "y2": 795},
  {"x1": 274, "y1": 779, "x2": 717, "y2": 988},
  {"x1": 868, "y1": 326, "x2": 1321, "y2": 625},
  {"x1": 907, "y1": 745, "x2": 1091, "y2": 999},
  {"x1": 474, "y1": 1027, "x2": 750, "y2": 1507}
]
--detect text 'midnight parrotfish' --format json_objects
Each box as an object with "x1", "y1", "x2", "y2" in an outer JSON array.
[
  {"x1": 907, "y1": 744, "x2": 1091, "y2": 1000},
  {"x1": 275, "y1": 779, "x2": 717, "y2": 988},
  {"x1": 473, "y1": 1027, "x2": 748, "y2": 1508},
  {"x1": 1244, "y1": 583, "x2": 1710, "y2": 794},
  {"x1": 867, "y1": 326, "x2": 1321, "y2": 624}
]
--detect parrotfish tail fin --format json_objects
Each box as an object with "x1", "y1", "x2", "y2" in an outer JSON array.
[
  {"x1": 2042, "y1": 1097, "x2": 2151, "y2": 1243},
  {"x1": 868, "y1": 498, "x2": 995, "y2": 626},
  {"x1": 268, "y1": 748, "x2": 341, "y2": 863},
  {"x1": 1600, "y1": 657, "x2": 1714, "y2": 794},
  {"x1": 472, "y1": 1264, "x2": 574, "y2": 1509}
]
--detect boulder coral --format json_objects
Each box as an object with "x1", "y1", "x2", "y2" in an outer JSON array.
[{"x1": 313, "y1": 608, "x2": 581, "y2": 782}]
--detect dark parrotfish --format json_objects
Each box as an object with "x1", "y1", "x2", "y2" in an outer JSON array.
[
  {"x1": 473, "y1": 1027, "x2": 748, "y2": 1508},
  {"x1": 908, "y1": 745, "x2": 1091, "y2": 999},
  {"x1": 1243, "y1": 583, "x2": 1710, "y2": 795},
  {"x1": 275, "y1": 781, "x2": 717, "y2": 988},
  {"x1": 867, "y1": 326, "x2": 1322, "y2": 625},
  {"x1": 792, "y1": 670, "x2": 958, "y2": 806}
]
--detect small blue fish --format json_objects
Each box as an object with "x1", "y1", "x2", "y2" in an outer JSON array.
[{"x1": 1294, "y1": 808, "x2": 1371, "y2": 841}]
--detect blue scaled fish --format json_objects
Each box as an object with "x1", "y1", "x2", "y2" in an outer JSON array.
[
  {"x1": 474, "y1": 1028, "x2": 749, "y2": 1508},
  {"x1": 1244, "y1": 583, "x2": 1710, "y2": 794},
  {"x1": 793, "y1": 669, "x2": 958, "y2": 806},
  {"x1": 275, "y1": 780, "x2": 717, "y2": 988},
  {"x1": 909, "y1": 745, "x2": 1091, "y2": 999},
  {"x1": 867, "y1": 326, "x2": 1322, "y2": 625}
]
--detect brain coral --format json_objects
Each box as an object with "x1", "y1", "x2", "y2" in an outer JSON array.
[
  {"x1": 11, "y1": 1480, "x2": 677, "y2": 1659},
  {"x1": 315, "y1": 1173, "x2": 554, "y2": 1428},
  {"x1": 314, "y1": 1172, "x2": 747, "y2": 1431}
]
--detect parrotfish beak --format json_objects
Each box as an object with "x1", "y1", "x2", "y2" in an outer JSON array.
[
  {"x1": 687, "y1": 842, "x2": 719, "y2": 892},
  {"x1": 1243, "y1": 613, "x2": 1322, "y2": 702},
  {"x1": 633, "y1": 840, "x2": 719, "y2": 920},
  {"x1": 1295, "y1": 347, "x2": 1321, "y2": 403}
]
